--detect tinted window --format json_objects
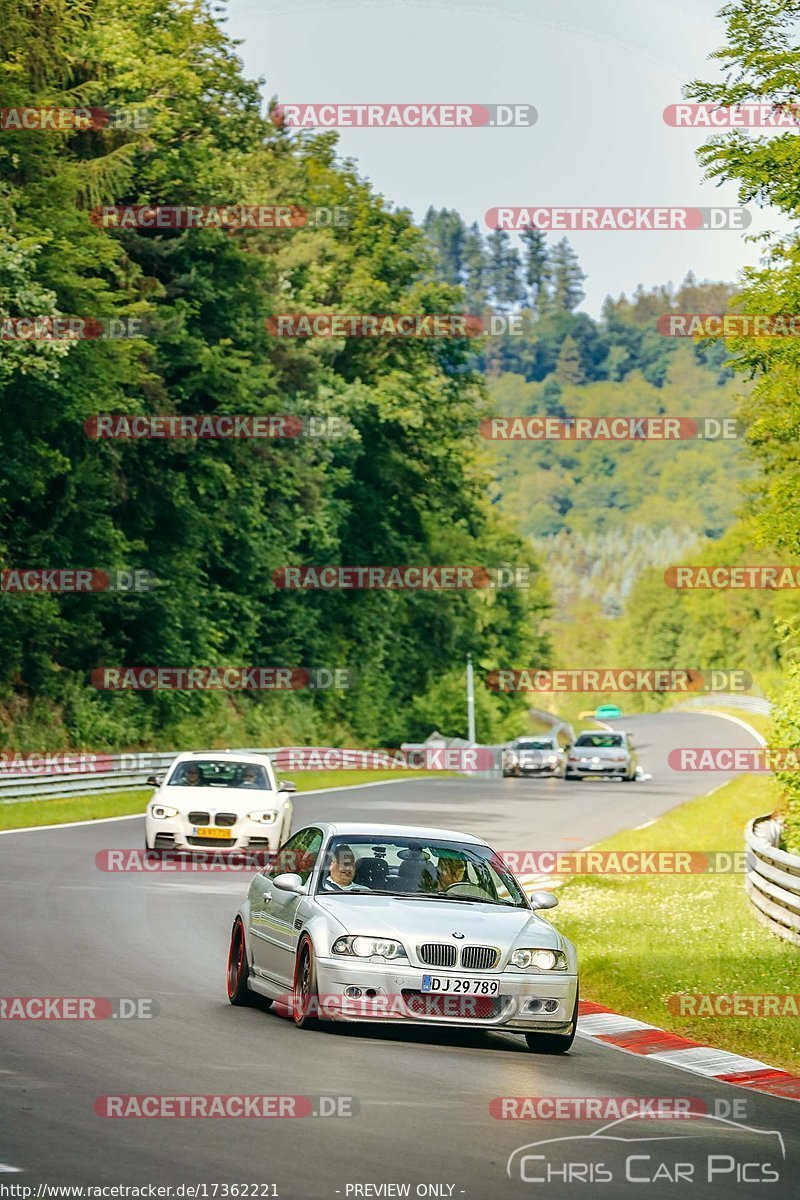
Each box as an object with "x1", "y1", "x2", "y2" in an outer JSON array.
[
  {"x1": 168, "y1": 759, "x2": 273, "y2": 788},
  {"x1": 574, "y1": 734, "x2": 624, "y2": 748}
]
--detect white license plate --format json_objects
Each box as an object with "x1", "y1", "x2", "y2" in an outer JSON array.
[{"x1": 421, "y1": 975, "x2": 499, "y2": 995}]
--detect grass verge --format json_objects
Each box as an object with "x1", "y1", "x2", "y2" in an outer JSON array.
[
  {"x1": 0, "y1": 769, "x2": 445, "y2": 831},
  {"x1": 550, "y1": 774, "x2": 800, "y2": 1073}
]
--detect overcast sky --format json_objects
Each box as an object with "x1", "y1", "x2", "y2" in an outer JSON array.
[{"x1": 224, "y1": 0, "x2": 771, "y2": 315}]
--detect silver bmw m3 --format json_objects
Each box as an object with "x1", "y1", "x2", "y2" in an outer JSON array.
[{"x1": 227, "y1": 821, "x2": 579, "y2": 1053}]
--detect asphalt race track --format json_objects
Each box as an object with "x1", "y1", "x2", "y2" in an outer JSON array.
[{"x1": 2, "y1": 711, "x2": 797, "y2": 1198}]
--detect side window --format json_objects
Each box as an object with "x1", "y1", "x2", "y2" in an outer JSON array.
[
  {"x1": 296, "y1": 828, "x2": 323, "y2": 884},
  {"x1": 265, "y1": 827, "x2": 322, "y2": 882},
  {"x1": 266, "y1": 829, "x2": 309, "y2": 878}
]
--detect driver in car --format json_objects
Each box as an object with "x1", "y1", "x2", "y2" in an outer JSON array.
[
  {"x1": 238, "y1": 765, "x2": 262, "y2": 788},
  {"x1": 183, "y1": 764, "x2": 203, "y2": 787},
  {"x1": 322, "y1": 844, "x2": 370, "y2": 892}
]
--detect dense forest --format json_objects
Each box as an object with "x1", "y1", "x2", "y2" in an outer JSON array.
[{"x1": 0, "y1": 0, "x2": 547, "y2": 750}]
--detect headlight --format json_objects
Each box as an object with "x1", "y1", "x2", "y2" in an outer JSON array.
[
  {"x1": 510, "y1": 948, "x2": 567, "y2": 970},
  {"x1": 149, "y1": 804, "x2": 178, "y2": 820},
  {"x1": 609, "y1": 754, "x2": 627, "y2": 762},
  {"x1": 247, "y1": 810, "x2": 279, "y2": 824},
  {"x1": 545, "y1": 754, "x2": 558, "y2": 765},
  {"x1": 332, "y1": 936, "x2": 407, "y2": 960}
]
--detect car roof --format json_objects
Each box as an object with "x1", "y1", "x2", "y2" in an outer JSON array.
[
  {"x1": 169, "y1": 751, "x2": 276, "y2": 767},
  {"x1": 310, "y1": 821, "x2": 486, "y2": 844}
]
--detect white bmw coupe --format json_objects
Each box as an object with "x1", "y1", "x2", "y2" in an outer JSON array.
[{"x1": 144, "y1": 751, "x2": 295, "y2": 854}]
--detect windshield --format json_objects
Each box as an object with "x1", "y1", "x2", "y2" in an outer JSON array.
[
  {"x1": 516, "y1": 739, "x2": 556, "y2": 750},
  {"x1": 316, "y1": 836, "x2": 529, "y2": 908},
  {"x1": 167, "y1": 759, "x2": 272, "y2": 789},
  {"x1": 574, "y1": 734, "x2": 624, "y2": 748}
]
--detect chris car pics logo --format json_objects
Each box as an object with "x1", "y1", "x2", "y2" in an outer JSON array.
[{"x1": 507, "y1": 1113, "x2": 785, "y2": 1185}]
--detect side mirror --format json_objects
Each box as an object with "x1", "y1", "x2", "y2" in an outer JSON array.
[
  {"x1": 146, "y1": 774, "x2": 164, "y2": 787},
  {"x1": 278, "y1": 780, "x2": 297, "y2": 793},
  {"x1": 529, "y1": 890, "x2": 559, "y2": 910},
  {"x1": 273, "y1": 872, "x2": 304, "y2": 894}
]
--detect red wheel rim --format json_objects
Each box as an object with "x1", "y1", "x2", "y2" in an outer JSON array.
[{"x1": 227, "y1": 922, "x2": 244, "y2": 999}]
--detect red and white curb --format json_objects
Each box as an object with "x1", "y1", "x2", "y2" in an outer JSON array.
[{"x1": 578, "y1": 999, "x2": 800, "y2": 1101}]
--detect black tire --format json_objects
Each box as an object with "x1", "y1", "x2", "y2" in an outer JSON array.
[
  {"x1": 525, "y1": 988, "x2": 579, "y2": 1054},
  {"x1": 227, "y1": 917, "x2": 253, "y2": 1006},
  {"x1": 293, "y1": 939, "x2": 323, "y2": 1029}
]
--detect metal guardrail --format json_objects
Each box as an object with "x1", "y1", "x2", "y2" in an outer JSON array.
[
  {"x1": 681, "y1": 693, "x2": 772, "y2": 715},
  {"x1": 0, "y1": 748, "x2": 281, "y2": 805},
  {"x1": 0, "y1": 740, "x2": 500, "y2": 804},
  {"x1": 745, "y1": 814, "x2": 800, "y2": 948}
]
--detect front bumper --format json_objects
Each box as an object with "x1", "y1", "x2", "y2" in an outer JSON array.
[
  {"x1": 145, "y1": 814, "x2": 283, "y2": 853},
  {"x1": 313, "y1": 956, "x2": 578, "y2": 1030},
  {"x1": 566, "y1": 761, "x2": 630, "y2": 777}
]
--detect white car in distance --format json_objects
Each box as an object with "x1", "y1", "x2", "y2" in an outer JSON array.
[{"x1": 144, "y1": 751, "x2": 295, "y2": 854}]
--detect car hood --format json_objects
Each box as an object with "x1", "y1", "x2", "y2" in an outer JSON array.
[
  {"x1": 314, "y1": 893, "x2": 559, "y2": 948},
  {"x1": 155, "y1": 786, "x2": 279, "y2": 811}
]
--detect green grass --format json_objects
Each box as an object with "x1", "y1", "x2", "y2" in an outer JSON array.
[
  {"x1": 550, "y1": 774, "x2": 800, "y2": 1073},
  {"x1": 0, "y1": 769, "x2": 446, "y2": 831}
]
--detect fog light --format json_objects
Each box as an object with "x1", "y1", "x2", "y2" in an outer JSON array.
[
  {"x1": 543, "y1": 999, "x2": 559, "y2": 1013},
  {"x1": 344, "y1": 987, "x2": 362, "y2": 998}
]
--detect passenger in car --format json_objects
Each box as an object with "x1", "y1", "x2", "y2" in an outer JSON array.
[{"x1": 433, "y1": 851, "x2": 467, "y2": 891}]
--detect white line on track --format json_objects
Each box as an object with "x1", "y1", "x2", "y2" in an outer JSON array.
[
  {"x1": 688, "y1": 707, "x2": 766, "y2": 747},
  {"x1": 0, "y1": 1164, "x2": 21, "y2": 1173},
  {"x1": 0, "y1": 777, "x2": 434, "y2": 837}
]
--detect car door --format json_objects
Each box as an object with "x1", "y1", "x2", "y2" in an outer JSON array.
[{"x1": 250, "y1": 827, "x2": 323, "y2": 987}]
